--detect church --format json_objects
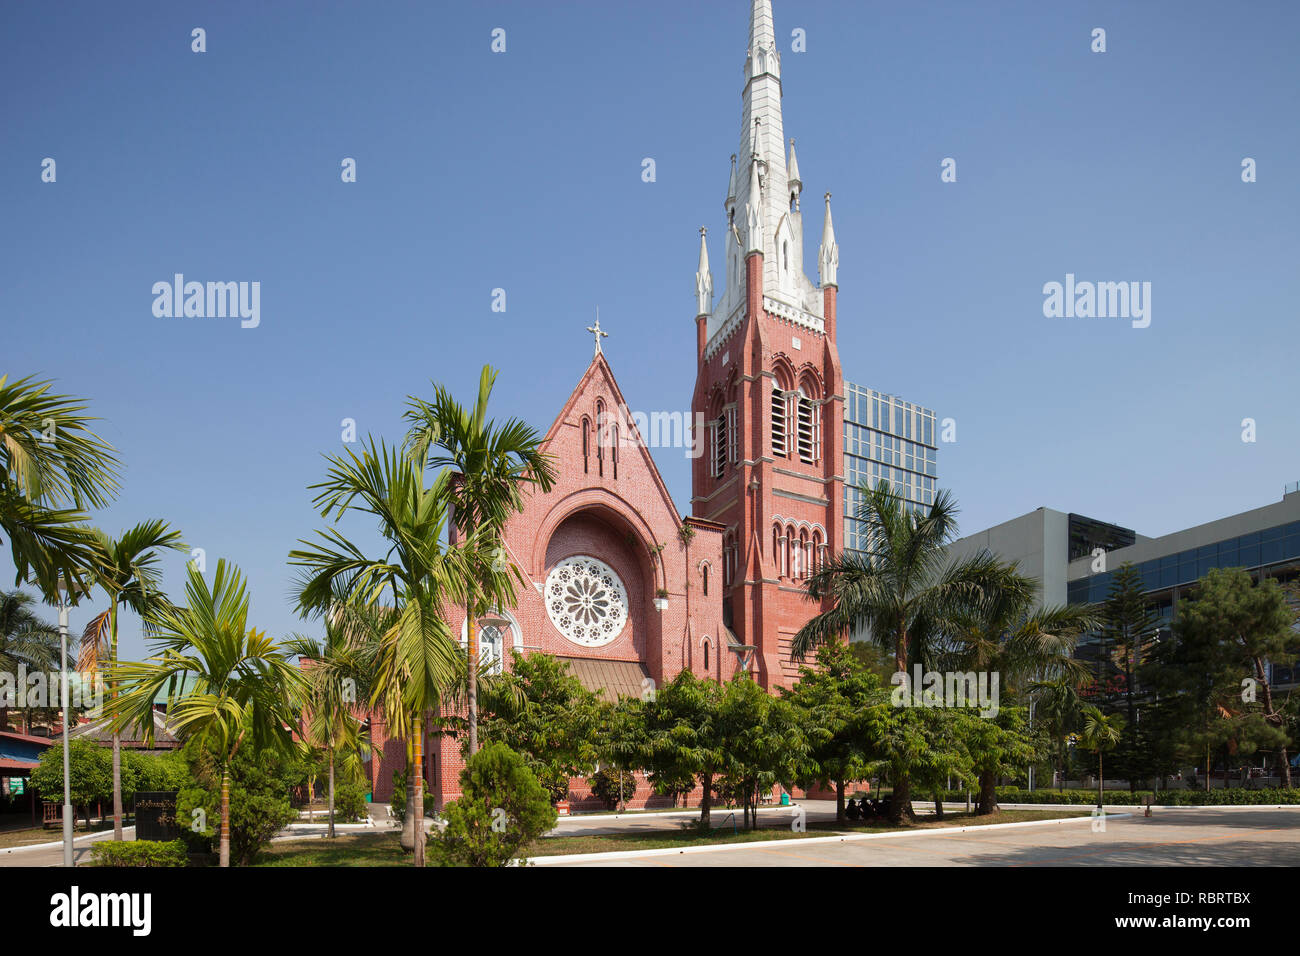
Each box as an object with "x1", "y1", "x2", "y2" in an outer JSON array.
[{"x1": 368, "y1": 0, "x2": 855, "y2": 808}]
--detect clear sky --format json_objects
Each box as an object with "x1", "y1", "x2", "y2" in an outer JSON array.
[{"x1": 4, "y1": 0, "x2": 1297, "y2": 660}]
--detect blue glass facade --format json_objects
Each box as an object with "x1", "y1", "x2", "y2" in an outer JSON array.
[
  {"x1": 843, "y1": 382, "x2": 937, "y2": 553},
  {"x1": 1067, "y1": 521, "x2": 1300, "y2": 605}
]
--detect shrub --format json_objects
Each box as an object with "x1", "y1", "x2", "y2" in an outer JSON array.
[
  {"x1": 388, "y1": 767, "x2": 436, "y2": 824},
  {"x1": 89, "y1": 839, "x2": 187, "y2": 868},
  {"x1": 333, "y1": 783, "x2": 369, "y2": 823},
  {"x1": 587, "y1": 767, "x2": 638, "y2": 810},
  {"x1": 428, "y1": 742, "x2": 557, "y2": 867},
  {"x1": 174, "y1": 738, "x2": 302, "y2": 866}
]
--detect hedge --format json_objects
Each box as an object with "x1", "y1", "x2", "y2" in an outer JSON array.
[{"x1": 89, "y1": 839, "x2": 188, "y2": 868}]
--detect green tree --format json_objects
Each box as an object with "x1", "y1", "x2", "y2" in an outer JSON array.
[
  {"x1": 1095, "y1": 563, "x2": 1161, "y2": 788},
  {"x1": 781, "y1": 641, "x2": 890, "y2": 821},
  {"x1": 30, "y1": 738, "x2": 112, "y2": 826},
  {"x1": 1172, "y1": 569, "x2": 1298, "y2": 787},
  {"x1": 1031, "y1": 675, "x2": 1085, "y2": 792},
  {"x1": 1080, "y1": 705, "x2": 1124, "y2": 807},
  {"x1": 290, "y1": 442, "x2": 483, "y2": 866},
  {"x1": 478, "y1": 651, "x2": 601, "y2": 803},
  {"x1": 428, "y1": 742, "x2": 557, "y2": 867},
  {"x1": 941, "y1": 581, "x2": 1097, "y2": 809},
  {"x1": 286, "y1": 608, "x2": 375, "y2": 840},
  {"x1": 639, "y1": 670, "x2": 727, "y2": 826},
  {"x1": 715, "y1": 676, "x2": 807, "y2": 830},
  {"x1": 0, "y1": 374, "x2": 120, "y2": 597},
  {"x1": 75, "y1": 520, "x2": 185, "y2": 841},
  {"x1": 403, "y1": 365, "x2": 557, "y2": 758},
  {"x1": 112, "y1": 560, "x2": 306, "y2": 867},
  {"x1": 960, "y1": 707, "x2": 1038, "y2": 814},
  {"x1": 175, "y1": 736, "x2": 306, "y2": 866},
  {"x1": 0, "y1": 590, "x2": 60, "y2": 732},
  {"x1": 793, "y1": 483, "x2": 1033, "y2": 822}
]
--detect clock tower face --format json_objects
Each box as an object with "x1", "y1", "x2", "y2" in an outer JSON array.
[{"x1": 544, "y1": 556, "x2": 629, "y2": 648}]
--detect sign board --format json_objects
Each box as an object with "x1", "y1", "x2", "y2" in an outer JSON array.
[{"x1": 134, "y1": 791, "x2": 181, "y2": 842}]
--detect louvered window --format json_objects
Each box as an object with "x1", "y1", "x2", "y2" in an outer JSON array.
[
  {"x1": 797, "y1": 391, "x2": 817, "y2": 464},
  {"x1": 772, "y1": 388, "x2": 787, "y2": 457}
]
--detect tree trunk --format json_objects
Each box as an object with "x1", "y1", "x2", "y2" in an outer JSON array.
[
  {"x1": 1097, "y1": 752, "x2": 1104, "y2": 809},
  {"x1": 110, "y1": 601, "x2": 123, "y2": 841},
  {"x1": 835, "y1": 780, "x2": 845, "y2": 823},
  {"x1": 327, "y1": 752, "x2": 336, "y2": 839},
  {"x1": 400, "y1": 737, "x2": 416, "y2": 852},
  {"x1": 112, "y1": 732, "x2": 123, "y2": 840},
  {"x1": 467, "y1": 598, "x2": 478, "y2": 757},
  {"x1": 699, "y1": 772, "x2": 712, "y2": 829},
  {"x1": 977, "y1": 769, "x2": 998, "y2": 815},
  {"x1": 219, "y1": 764, "x2": 231, "y2": 868},
  {"x1": 933, "y1": 791, "x2": 944, "y2": 819},
  {"x1": 889, "y1": 772, "x2": 910, "y2": 824},
  {"x1": 412, "y1": 713, "x2": 425, "y2": 867}
]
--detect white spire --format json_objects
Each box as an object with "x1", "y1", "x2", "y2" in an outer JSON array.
[
  {"x1": 695, "y1": 227, "x2": 713, "y2": 318},
  {"x1": 818, "y1": 192, "x2": 838, "y2": 288},
  {"x1": 787, "y1": 138, "x2": 802, "y2": 210},
  {"x1": 725, "y1": 153, "x2": 738, "y2": 218},
  {"x1": 744, "y1": 153, "x2": 763, "y2": 255}
]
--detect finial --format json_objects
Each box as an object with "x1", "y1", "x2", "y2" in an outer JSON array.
[{"x1": 586, "y1": 313, "x2": 608, "y2": 358}]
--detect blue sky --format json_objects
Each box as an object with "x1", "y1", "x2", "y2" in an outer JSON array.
[{"x1": 3, "y1": 0, "x2": 1297, "y2": 659}]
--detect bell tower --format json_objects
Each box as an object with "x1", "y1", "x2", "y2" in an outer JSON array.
[{"x1": 690, "y1": 0, "x2": 845, "y2": 690}]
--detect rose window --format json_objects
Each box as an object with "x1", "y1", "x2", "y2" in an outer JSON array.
[{"x1": 545, "y1": 556, "x2": 629, "y2": 647}]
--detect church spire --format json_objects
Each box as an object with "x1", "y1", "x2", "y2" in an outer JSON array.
[
  {"x1": 735, "y1": 0, "x2": 787, "y2": 258},
  {"x1": 787, "y1": 138, "x2": 802, "y2": 210},
  {"x1": 695, "y1": 227, "x2": 713, "y2": 318},
  {"x1": 818, "y1": 192, "x2": 838, "y2": 288}
]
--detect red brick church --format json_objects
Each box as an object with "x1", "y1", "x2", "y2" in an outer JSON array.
[{"x1": 368, "y1": 0, "x2": 848, "y2": 808}]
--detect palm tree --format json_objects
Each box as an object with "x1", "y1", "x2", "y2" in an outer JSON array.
[
  {"x1": 0, "y1": 590, "x2": 61, "y2": 732},
  {"x1": 1031, "y1": 675, "x2": 1085, "y2": 792},
  {"x1": 0, "y1": 375, "x2": 120, "y2": 598},
  {"x1": 941, "y1": 585, "x2": 1099, "y2": 812},
  {"x1": 290, "y1": 440, "x2": 484, "y2": 867},
  {"x1": 286, "y1": 606, "x2": 376, "y2": 839},
  {"x1": 75, "y1": 521, "x2": 185, "y2": 840},
  {"x1": 112, "y1": 560, "x2": 305, "y2": 867},
  {"x1": 403, "y1": 365, "x2": 556, "y2": 756},
  {"x1": 1080, "y1": 705, "x2": 1125, "y2": 808},
  {"x1": 792, "y1": 483, "x2": 1033, "y2": 822}
]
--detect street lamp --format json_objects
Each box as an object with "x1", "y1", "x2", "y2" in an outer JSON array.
[{"x1": 54, "y1": 578, "x2": 86, "y2": 868}]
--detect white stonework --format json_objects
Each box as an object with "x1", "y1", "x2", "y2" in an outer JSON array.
[{"x1": 705, "y1": 0, "x2": 830, "y2": 352}]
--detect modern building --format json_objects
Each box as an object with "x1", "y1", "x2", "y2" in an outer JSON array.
[
  {"x1": 948, "y1": 509, "x2": 1137, "y2": 609},
  {"x1": 949, "y1": 485, "x2": 1300, "y2": 685},
  {"x1": 843, "y1": 383, "x2": 937, "y2": 552}
]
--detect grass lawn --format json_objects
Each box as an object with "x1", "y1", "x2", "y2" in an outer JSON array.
[
  {"x1": 256, "y1": 832, "x2": 408, "y2": 867},
  {"x1": 252, "y1": 808, "x2": 1097, "y2": 865},
  {"x1": 0, "y1": 819, "x2": 117, "y2": 849}
]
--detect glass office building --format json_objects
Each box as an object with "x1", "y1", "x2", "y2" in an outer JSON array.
[{"x1": 843, "y1": 382, "x2": 937, "y2": 553}]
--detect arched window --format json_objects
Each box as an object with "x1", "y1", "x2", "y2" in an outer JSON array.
[
  {"x1": 703, "y1": 641, "x2": 710, "y2": 671},
  {"x1": 701, "y1": 564, "x2": 709, "y2": 596},
  {"x1": 581, "y1": 416, "x2": 591, "y2": 474},
  {"x1": 596, "y1": 400, "x2": 605, "y2": 476},
  {"x1": 611, "y1": 425, "x2": 619, "y2": 480}
]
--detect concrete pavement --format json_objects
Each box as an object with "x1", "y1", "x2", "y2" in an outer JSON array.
[{"x1": 534, "y1": 807, "x2": 1300, "y2": 867}]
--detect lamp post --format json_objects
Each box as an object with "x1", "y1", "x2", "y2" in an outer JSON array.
[{"x1": 56, "y1": 582, "x2": 76, "y2": 868}]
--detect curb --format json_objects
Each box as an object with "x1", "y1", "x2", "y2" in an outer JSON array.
[{"x1": 0, "y1": 826, "x2": 135, "y2": 856}]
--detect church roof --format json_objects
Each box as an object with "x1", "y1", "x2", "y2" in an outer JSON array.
[{"x1": 558, "y1": 657, "x2": 651, "y2": 704}]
